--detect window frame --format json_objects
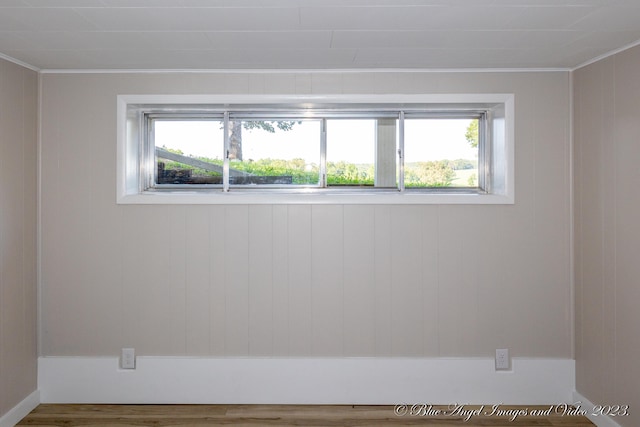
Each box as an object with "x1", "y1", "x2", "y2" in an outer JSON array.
[
  {"x1": 117, "y1": 94, "x2": 514, "y2": 205},
  {"x1": 146, "y1": 113, "x2": 227, "y2": 189}
]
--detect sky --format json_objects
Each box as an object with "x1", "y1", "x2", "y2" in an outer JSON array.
[{"x1": 154, "y1": 118, "x2": 477, "y2": 165}]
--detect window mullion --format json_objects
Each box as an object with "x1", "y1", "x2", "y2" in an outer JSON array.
[
  {"x1": 481, "y1": 111, "x2": 491, "y2": 194},
  {"x1": 398, "y1": 111, "x2": 405, "y2": 192},
  {"x1": 223, "y1": 111, "x2": 230, "y2": 192},
  {"x1": 143, "y1": 115, "x2": 155, "y2": 192},
  {"x1": 320, "y1": 118, "x2": 327, "y2": 187}
]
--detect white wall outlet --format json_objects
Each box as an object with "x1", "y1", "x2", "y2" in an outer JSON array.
[
  {"x1": 121, "y1": 348, "x2": 136, "y2": 369},
  {"x1": 495, "y1": 348, "x2": 510, "y2": 370}
]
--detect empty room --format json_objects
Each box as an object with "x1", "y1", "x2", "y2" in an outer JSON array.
[{"x1": 0, "y1": 1, "x2": 638, "y2": 426}]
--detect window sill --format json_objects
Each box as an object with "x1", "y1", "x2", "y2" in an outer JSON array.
[{"x1": 117, "y1": 189, "x2": 514, "y2": 205}]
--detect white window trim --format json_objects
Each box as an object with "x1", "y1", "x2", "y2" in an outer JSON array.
[{"x1": 117, "y1": 94, "x2": 514, "y2": 205}]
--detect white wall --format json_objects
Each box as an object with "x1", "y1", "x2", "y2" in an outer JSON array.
[
  {"x1": 574, "y1": 45, "x2": 640, "y2": 427},
  {"x1": 0, "y1": 58, "x2": 38, "y2": 418},
  {"x1": 39, "y1": 71, "x2": 571, "y2": 362}
]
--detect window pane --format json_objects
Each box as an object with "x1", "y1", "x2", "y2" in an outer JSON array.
[
  {"x1": 403, "y1": 118, "x2": 479, "y2": 188},
  {"x1": 326, "y1": 119, "x2": 376, "y2": 187},
  {"x1": 228, "y1": 119, "x2": 321, "y2": 186},
  {"x1": 154, "y1": 120, "x2": 224, "y2": 185}
]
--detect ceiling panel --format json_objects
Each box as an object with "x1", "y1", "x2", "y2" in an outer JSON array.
[
  {"x1": 22, "y1": 0, "x2": 105, "y2": 6},
  {"x1": 543, "y1": 45, "x2": 611, "y2": 66},
  {"x1": 0, "y1": 0, "x2": 30, "y2": 6},
  {"x1": 205, "y1": 31, "x2": 332, "y2": 50},
  {"x1": 331, "y1": 30, "x2": 531, "y2": 49},
  {"x1": 130, "y1": 32, "x2": 212, "y2": 49},
  {"x1": 491, "y1": 0, "x2": 613, "y2": 5},
  {"x1": 74, "y1": 6, "x2": 301, "y2": 32},
  {"x1": 0, "y1": 0, "x2": 639, "y2": 70},
  {"x1": 7, "y1": 31, "x2": 207, "y2": 50},
  {"x1": 352, "y1": 47, "x2": 536, "y2": 68},
  {"x1": 0, "y1": 11, "x2": 30, "y2": 30},
  {"x1": 570, "y1": 30, "x2": 640, "y2": 49},
  {"x1": 0, "y1": 31, "x2": 32, "y2": 50},
  {"x1": 515, "y1": 30, "x2": 584, "y2": 48},
  {"x1": 431, "y1": 6, "x2": 524, "y2": 31},
  {"x1": 504, "y1": 5, "x2": 596, "y2": 30},
  {"x1": 299, "y1": 0, "x2": 496, "y2": 6},
  {"x1": 1, "y1": 7, "x2": 97, "y2": 31},
  {"x1": 97, "y1": 0, "x2": 301, "y2": 7},
  {"x1": 299, "y1": 6, "x2": 451, "y2": 31},
  {"x1": 79, "y1": 47, "x2": 359, "y2": 69},
  {"x1": 570, "y1": 5, "x2": 640, "y2": 31}
]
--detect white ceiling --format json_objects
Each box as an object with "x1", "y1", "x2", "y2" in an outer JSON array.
[{"x1": 1, "y1": 0, "x2": 640, "y2": 70}]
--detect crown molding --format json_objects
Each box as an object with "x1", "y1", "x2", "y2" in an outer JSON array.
[
  {"x1": 39, "y1": 67, "x2": 571, "y2": 74},
  {"x1": 573, "y1": 37, "x2": 640, "y2": 71},
  {"x1": 0, "y1": 52, "x2": 40, "y2": 72}
]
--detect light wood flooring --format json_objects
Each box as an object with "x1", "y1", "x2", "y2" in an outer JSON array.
[{"x1": 18, "y1": 404, "x2": 597, "y2": 426}]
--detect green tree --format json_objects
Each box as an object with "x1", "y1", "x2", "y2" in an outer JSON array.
[
  {"x1": 405, "y1": 160, "x2": 455, "y2": 187},
  {"x1": 229, "y1": 120, "x2": 300, "y2": 161},
  {"x1": 465, "y1": 119, "x2": 479, "y2": 148},
  {"x1": 327, "y1": 161, "x2": 370, "y2": 185}
]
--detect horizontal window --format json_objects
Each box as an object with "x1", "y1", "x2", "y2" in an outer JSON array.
[{"x1": 117, "y1": 95, "x2": 513, "y2": 204}]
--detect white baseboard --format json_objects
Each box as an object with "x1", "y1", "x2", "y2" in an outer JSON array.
[
  {"x1": 0, "y1": 390, "x2": 40, "y2": 427},
  {"x1": 573, "y1": 391, "x2": 623, "y2": 427},
  {"x1": 39, "y1": 357, "x2": 574, "y2": 405}
]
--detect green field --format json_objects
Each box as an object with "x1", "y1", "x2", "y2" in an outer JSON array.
[
  {"x1": 158, "y1": 148, "x2": 478, "y2": 188},
  {"x1": 452, "y1": 168, "x2": 478, "y2": 187}
]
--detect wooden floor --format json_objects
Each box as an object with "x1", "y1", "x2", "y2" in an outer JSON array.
[{"x1": 18, "y1": 404, "x2": 597, "y2": 426}]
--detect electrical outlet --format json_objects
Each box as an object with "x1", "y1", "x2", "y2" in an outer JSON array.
[
  {"x1": 121, "y1": 348, "x2": 136, "y2": 369},
  {"x1": 495, "y1": 348, "x2": 510, "y2": 370}
]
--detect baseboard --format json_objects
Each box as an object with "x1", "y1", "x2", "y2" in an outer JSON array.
[
  {"x1": 39, "y1": 356, "x2": 574, "y2": 405},
  {"x1": 573, "y1": 391, "x2": 623, "y2": 427},
  {"x1": 0, "y1": 390, "x2": 40, "y2": 427}
]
